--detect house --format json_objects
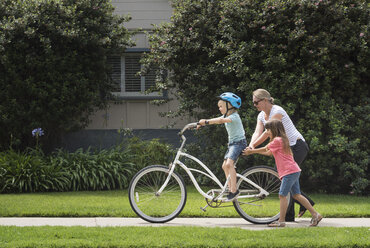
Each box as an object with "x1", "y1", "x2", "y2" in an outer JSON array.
[{"x1": 62, "y1": 0, "x2": 191, "y2": 151}]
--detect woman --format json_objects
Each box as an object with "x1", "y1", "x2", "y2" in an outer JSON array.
[{"x1": 243, "y1": 89, "x2": 314, "y2": 221}]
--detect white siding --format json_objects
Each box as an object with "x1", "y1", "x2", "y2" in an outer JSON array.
[
  {"x1": 112, "y1": 0, "x2": 172, "y2": 29},
  {"x1": 87, "y1": 91, "x2": 190, "y2": 130},
  {"x1": 87, "y1": 1, "x2": 191, "y2": 130}
]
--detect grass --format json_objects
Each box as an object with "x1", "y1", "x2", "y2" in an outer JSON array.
[
  {"x1": 0, "y1": 187, "x2": 369, "y2": 218},
  {"x1": 0, "y1": 188, "x2": 369, "y2": 247},
  {"x1": 0, "y1": 226, "x2": 369, "y2": 247}
]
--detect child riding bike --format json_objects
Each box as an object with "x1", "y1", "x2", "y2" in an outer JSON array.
[{"x1": 197, "y1": 92, "x2": 247, "y2": 201}]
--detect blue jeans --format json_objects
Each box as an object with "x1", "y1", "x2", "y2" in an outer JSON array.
[
  {"x1": 224, "y1": 139, "x2": 247, "y2": 162},
  {"x1": 279, "y1": 172, "x2": 301, "y2": 196}
]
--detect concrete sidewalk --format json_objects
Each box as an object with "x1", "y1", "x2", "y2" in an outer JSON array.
[{"x1": 1, "y1": 217, "x2": 369, "y2": 230}]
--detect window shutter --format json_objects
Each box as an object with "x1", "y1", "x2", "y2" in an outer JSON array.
[
  {"x1": 108, "y1": 52, "x2": 166, "y2": 96},
  {"x1": 144, "y1": 67, "x2": 157, "y2": 90},
  {"x1": 125, "y1": 54, "x2": 141, "y2": 92},
  {"x1": 107, "y1": 55, "x2": 121, "y2": 92}
]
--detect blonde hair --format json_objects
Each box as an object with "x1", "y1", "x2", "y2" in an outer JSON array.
[
  {"x1": 253, "y1": 89, "x2": 274, "y2": 104},
  {"x1": 265, "y1": 119, "x2": 292, "y2": 155},
  {"x1": 218, "y1": 100, "x2": 237, "y2": 116}
]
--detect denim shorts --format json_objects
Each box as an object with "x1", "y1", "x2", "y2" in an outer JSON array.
[
  {"x1": 279, "y1": 172, "x2": 301, "y2": 196},
  {"x1": 224, "y1": 139, "x2": 247, "y2": 162}
]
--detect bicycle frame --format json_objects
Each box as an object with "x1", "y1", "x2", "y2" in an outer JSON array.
[{"x1": 158, "y1": 123, "x2": 269, "y2": 201}]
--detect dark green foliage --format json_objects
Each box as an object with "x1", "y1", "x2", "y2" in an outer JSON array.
[
  {"x1": 52, "y1": 147, "x2": 134, "y2": 191},
  {"x1": 0, "y1": 0, "x2": 133, "y2": 150},
  {"x1": 0, "y1": 137, "x2": 174, "y2": 193},
  {"x1": 124, "y1": 137, "x2": 175, "y2": 172},
  {"x1": 143, "y1": 0, "x2": 369, "y2": 194},
  {"x1": 0, "y1": 149, "x2": 70, "y2": 193}
]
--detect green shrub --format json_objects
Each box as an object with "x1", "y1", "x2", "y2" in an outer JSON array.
[
  {"x1": 0, "y1": 137, "x2": 174, "y2": 193},
  {"x1": 0, "y1": 149, "x2": 69, "y2": 193},
  {"x1": 124, "y1": 137, "x2": 175, "y2": 172},
  {"x1": 54, "y1": 147, "x2": 134, "y2": 191},
  {"x1": 143, "y1": 0, "x2": 369, "y2": 194},
  {"x1": 0, "y1": 0, "x2": 133, "y2": 151}
]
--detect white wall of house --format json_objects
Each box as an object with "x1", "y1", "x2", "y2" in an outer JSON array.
[
  {"x1": 112, "y1": 0, "x2": 173, "y2": 30},
  {"x1": 86, "y1": 0, "x2": 191, "y2": 130},
  {"x1": 87, "y1": 91, "x2": 190, "y2": 129}
]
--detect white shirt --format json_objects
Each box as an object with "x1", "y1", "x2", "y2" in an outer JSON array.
[{"x1": 257, "y1": 105, "x2": 304, "y2": 146}]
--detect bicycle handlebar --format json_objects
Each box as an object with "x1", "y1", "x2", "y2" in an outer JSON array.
[{"x1": 178, "y1": 122, "x2": 198, "y2": 136}]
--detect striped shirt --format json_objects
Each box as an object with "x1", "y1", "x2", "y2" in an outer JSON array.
[{"x1": 257, "y1": 105, "x2": 304, "y2": 146}]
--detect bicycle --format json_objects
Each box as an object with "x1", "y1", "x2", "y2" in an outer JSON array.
[{"x1": 128, "y1": 123, "x2": 289, "y2": 224}]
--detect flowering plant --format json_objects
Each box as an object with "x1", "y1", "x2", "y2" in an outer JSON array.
[
  {"x1": 32, "y1": 128, "x2": 44, "y2": 137},
  {"x1": 32, "y1": 128, "x2": 44, "y2": 148}
]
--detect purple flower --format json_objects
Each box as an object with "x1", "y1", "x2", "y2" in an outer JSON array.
[
  {"x1": 261, "y1": 26, "x2": 266, "y2": 30},
  {"x1": 32, "y1": 128, "x2": 44, "y2": 137},
  {"x1": 359, "y1": 33, "x2": 364, "y2": 37}
]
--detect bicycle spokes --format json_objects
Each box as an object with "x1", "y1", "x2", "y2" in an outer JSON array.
[
  {"x1": 233, "y1": 166, "x2": 289, "y2": 224},
  {"x1": 128, "y1": 166, "x2": 187, "y2": 223}
]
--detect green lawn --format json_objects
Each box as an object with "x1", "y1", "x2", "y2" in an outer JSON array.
[
  {"x1": 0, "y1": 226, "x2": 369, "y2": 248},
  {"x1": 1, "y1": 188, "x2": 369, "y2": 247},
  {"x1": 0, "y1": 187, "x2": 369, "y2": 218}
]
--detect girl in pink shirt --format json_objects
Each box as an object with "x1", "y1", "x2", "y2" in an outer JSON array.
[{"x1": 245, "y1": 119, "x2": 322, "y2": 227}]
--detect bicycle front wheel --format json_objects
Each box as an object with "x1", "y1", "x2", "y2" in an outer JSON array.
[
  {"x1": 233, "y1": 166, "x2": 290, "y2": 224},
  {"x1": 128, "y1": 165, "x2": 187, "y2": 223}
]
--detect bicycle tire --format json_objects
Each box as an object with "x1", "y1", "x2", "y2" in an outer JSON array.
[
  {"x1": 128, "y1": 165, "x2": 187, "y2": 223},
  {"x1": 233, "y1": 165, "x2": 290, "y2": 224}
]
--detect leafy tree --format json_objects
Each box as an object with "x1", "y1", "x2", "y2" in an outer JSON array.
[
  {"x1": 0, "y1": 0, "x2": 133, "y2": 151},
  {"x1": 143, "y1": 0, "x2": 369, "y2": 194}
]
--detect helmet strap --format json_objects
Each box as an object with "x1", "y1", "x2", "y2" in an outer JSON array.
[{"x1": 224, "y1": 102, "x2": 233, "y2": 118}]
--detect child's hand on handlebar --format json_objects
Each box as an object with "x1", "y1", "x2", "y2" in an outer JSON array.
[{"x1": 197, "y1": 119, "x2": 207, "y2": 129}]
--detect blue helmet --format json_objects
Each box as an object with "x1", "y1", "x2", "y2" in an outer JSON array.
[{"x1": 219, "y1": 92, "x2": 242, "y2": 109}]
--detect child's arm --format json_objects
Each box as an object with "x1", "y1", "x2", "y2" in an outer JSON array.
[
  {"x1": 244, "y1": 145, "x2": 272, "y2": 157},
  {"x1": 198, "y1": 117, "x2": 231, "y2": 127}
]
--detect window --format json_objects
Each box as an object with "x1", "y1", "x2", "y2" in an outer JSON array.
[{"x1": 108, "y1": 50, "x2": 165, "y2": 99}]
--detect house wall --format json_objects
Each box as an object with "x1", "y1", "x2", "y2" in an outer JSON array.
[
  {"x1": 61, "y1": 0, "x2": 192, "y2": 151},
  {"x1": 112, "y1": 0, "x2": 173, "y2": 30},
  {"x1": 86, "y1": 0, "x2": 189, "y2": 130},
  {"x1": 87, "y1": 93, "x2": 191, "y2": 130}
]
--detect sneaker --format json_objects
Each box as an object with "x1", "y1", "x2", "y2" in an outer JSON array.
[{"x1": 226, "y1": 190, "x2": 240, "y2": 202}]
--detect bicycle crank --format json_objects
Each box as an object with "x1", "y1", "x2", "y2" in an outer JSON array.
[{"x1": 201, "y1": 189, "x2": 234, "y2": 212}]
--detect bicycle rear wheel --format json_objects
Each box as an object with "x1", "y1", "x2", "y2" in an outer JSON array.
[
  {"x1": 233, "y1": 166, "x2": 290, "y2": 224},
  {"x1": 128, "y1": 165, "x2": 187, "y2": 223}
]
